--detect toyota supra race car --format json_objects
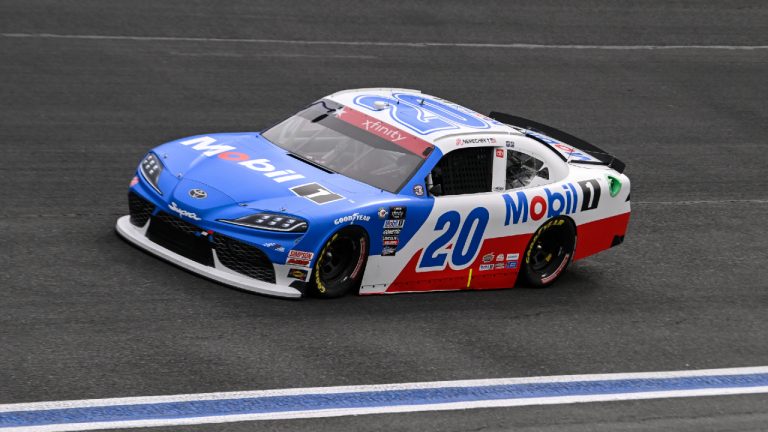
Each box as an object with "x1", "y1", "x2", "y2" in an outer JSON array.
[{"x1": 116, "y1": 88, "x2": 631, "y2": 299}]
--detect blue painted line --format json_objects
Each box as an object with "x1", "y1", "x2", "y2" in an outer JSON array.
[{"x1": 2, "y1": 373, "x2": 768, "y2": 428}]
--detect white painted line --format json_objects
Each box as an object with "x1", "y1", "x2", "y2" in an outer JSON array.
[
  {"x1": 2, "y1": 33, "x2": 768, "y2": 51},
  {"x1": 635, "y1": 199, "x2": 768, "y2": 205},
  {"x1": 1, "y1": 367, "x2": 768, "y2": 432},
  {"x1": 4, "y1": 365, "x2": 768, "y2": 413},
  {"x1": 5, "y1": 386, "x2": 768, "y2": 432},
  {"x1": 167, "y1": 51, "x2": 376, "y2": 59}
]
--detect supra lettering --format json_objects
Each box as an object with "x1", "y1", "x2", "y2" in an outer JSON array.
[{"x1": 168, "y1": 202, "x2": 201, "y2": 220}]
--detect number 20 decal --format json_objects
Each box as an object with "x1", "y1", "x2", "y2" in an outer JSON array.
[
  {"x1": 418, "y1": 207, "x2": 489, "y2": 271},
  {"x1": 353, "y1": 93, "x2": 493, "y2": 136}
]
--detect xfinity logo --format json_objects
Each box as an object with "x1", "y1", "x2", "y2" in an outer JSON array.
[
  {"x1": 361, "y1": 119, "x2": 407, "y2": 142},
  {"x1": 188, "y1": 188, "x2": 207, "y2": 199},
  {"x1": 169, "y1": 202, "x2": 201, "y2": 220}
]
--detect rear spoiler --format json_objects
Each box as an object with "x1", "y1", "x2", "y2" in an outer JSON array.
[{"x1": 489, "y1": 112, "x2": 626, "y2": 174}]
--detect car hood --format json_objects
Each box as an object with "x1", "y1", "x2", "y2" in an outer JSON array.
[{"x1": 155, "y1": 133, "x2": 394, "y2": 217}]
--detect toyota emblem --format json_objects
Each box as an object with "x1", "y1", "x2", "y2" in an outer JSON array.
[{"x1": 188, "y1": 188, "x2": 207, "y2": 199}]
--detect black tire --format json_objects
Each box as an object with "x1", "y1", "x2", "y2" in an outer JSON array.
[
  {"x1": 310, "y1": 228, "x2": 369, "y2": 298},
  {"x1": 520, "y1": 217, "x2": 576, "y2": 288}
]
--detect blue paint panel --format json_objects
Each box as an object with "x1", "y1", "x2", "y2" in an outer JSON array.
[
  {"x1": 132, "y1": 132, "x2": 439, "y2": 260},
  {"x1": 3, "y1": 373, "x2": 768, "y2": 428}
]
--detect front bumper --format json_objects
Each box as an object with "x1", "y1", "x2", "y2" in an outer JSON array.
[{"x1": 116, "y1": 215, "x2": 302, "y2": 299}]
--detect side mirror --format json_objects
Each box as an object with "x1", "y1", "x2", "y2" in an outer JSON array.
[
  {"x1": 537, "y1": 167, "x2": 550, "y2": 180},
  {"x1": 429, "y1": 184, "x2": 443, "y2": 196}
]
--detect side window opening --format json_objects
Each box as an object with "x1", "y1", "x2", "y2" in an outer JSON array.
[
  {"x1": 428, "y1": 147, "x2": 494, "y2": 196},
  {"x1": 506, "y1": 150, "x2": 548, "y2": 189}
]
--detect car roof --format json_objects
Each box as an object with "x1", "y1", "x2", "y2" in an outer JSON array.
[{"x1": 325, "y1": 88, "x2": 523, "y2": 154}]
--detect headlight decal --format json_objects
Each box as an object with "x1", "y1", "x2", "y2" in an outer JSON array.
[
  {"x1": 219, "y1": 213, "x2": 309, "y2": 233},
  {"x1": 139, "y1": 153, "x2": 164, "y2": 195}
]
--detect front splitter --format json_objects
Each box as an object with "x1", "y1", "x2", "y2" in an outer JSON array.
[{"x1": 115, "y1": 215, "x2": 302, "y2": 299}]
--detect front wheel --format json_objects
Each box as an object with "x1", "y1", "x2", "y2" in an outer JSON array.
[
  {"x1": 310, "y1": 228, "x2": 368, "y2": 298},
  {"x1": 520, "y1": 217, "x2": 576, "y2": 288}
]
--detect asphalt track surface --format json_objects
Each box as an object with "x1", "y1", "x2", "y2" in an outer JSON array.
[{"x1": 2, "y1": 1, "x2": 768, "y2": 430}]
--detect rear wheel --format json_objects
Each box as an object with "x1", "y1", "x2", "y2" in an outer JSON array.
[
  {"x1": 520, "y1": 217, "x2": 576, "y2": 288},
  {"x1": 311, "y1": 228, "x2": 368, "y2": 298}
]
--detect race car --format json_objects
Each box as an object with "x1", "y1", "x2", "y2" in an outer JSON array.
[{"x1": 116, "y1": 88, "x2": 630, "y2": 299}]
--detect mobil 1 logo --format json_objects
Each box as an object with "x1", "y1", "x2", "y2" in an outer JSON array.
[
  {"x1": 290, "y1": 183, "x2": 344, "y2": 204},
  {"x1": 577, "y1": 179, "x2": 601, "y2": 211}
]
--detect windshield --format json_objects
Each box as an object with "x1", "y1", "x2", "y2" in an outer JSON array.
[{"x1": 262, "y1": 100, "x2": 428, "y2": 193}]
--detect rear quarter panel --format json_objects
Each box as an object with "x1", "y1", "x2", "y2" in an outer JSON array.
[{"x1": 359, "y1": 166, "x2": 630, "y2": 294}]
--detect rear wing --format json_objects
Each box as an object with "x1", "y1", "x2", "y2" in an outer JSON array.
[{"x1": 489, "y1": 112, "x2": 626, "y2": 174}]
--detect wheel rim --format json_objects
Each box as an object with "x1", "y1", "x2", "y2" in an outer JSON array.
[
  {"x1": 319, "y1": 236, "x2": 357, "y2": 285},
  {"x1": 528, "y1": 228, "x2": 568, "y2": 276}
]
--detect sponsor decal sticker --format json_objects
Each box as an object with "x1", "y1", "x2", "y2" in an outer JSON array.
[
  {"x1": 382, "y1": 245, "x2": 397, "y2": 256},
  {"x1": 494, "y1": 263, "x2": 505, "y2": 269},
  {"x1": 168, "y1": 202, "x2": 201, "y2": 221},
  {"x1": 334, "y1": 102, "x2": 435, "y2": 158},
  {"x1": 505, "y1": 140, "x2": 515, "y2": 148},
  {"x1": 359, "y1": 119, "x2": 409, "y2": 143},
  {"x1": 495, "y1": 148, "x2": 504, "y2": 158},
  {"x1": 523, "y1": 131, "x2": 601, "y2": 162},
  {"x1": 333, "y1": 212, "x2": 371, "y2": 225},
  {"x1": 479, "y1": 264, "x2": 493, "y2": 271},
  {"x1": 502, "y1": 179, "x2": 601, "y2": 225},
  {"x1": 506, "y1": 261, "x2": 518, "y2": 269},
  {"x1": 286, "y1": 258, "x2": 310, "y2": 267},
  {"x1": 506, "y1": 253, "x2": 519, "y2": 261},
  {"x1": 288, "y1": 250, "x2": 314, "y2": 260},
  {"x1": 378, "y1": 207, "x2": 388, "y2": 218},
  {"x1": 384, "y1": 219, "x2": 405, "y2": 229},
  {"x1": 389, "y1": 206, "x2": 407, "y2": 219},
  {"x1": 382, "y1": 239, "x2": 399, "y2": 246},
  {"x1": 382, "y1": 229, "x2": 401, "y2": 236},
  {"x1": 482, "y1": 253, "x2": 494, "y2": 263},
  {"x1": 495, "y1": 254, "x2": 504, "y2": 262},
  {"x1": 287, "y1": 268, "x2": 309, "y2": 280},
  {"x1": 263, "y1": 242, "x2": 286, "y2": 253},
  {"x1": 179, "y1": 136, "x2": 307, "y2": 184},
  {"x1": 290, "y1": 183, "x2": 344, "y2": 205}
]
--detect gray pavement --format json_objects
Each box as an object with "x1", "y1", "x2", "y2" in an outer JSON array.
[{"x1": 1, "y1": 1, "x2": 767, "y2": 430}]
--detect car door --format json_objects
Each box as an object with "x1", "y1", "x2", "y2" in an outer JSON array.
[
  {"x1": 392, "y1": 145, "x2": 507, "y2": 291},
  {"x1": 412, "y1": 142, "x2": 578, "y2": 291}
]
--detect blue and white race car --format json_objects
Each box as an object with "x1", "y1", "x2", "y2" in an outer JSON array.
[{"x1": 116, "y1": 88, "x2": 630, "y2": 299}]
